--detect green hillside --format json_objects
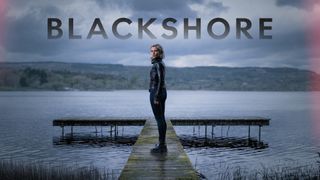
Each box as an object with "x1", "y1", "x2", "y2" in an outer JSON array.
[{"x1": 0, "y1": 62, "x2": 318, "y2": 91}]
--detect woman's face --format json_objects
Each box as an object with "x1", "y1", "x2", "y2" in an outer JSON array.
[{"x1": 150, "y1": 47, "x2": 160, "y2": 59}]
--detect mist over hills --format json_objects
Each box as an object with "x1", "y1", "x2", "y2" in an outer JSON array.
[{"x1": 0, "y1": 62, "x2": 318, "y2": 91}]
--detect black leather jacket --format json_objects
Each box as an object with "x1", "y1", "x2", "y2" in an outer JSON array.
[{"x1": 149, "y1": 58, "x2": 166, "y2": 100}]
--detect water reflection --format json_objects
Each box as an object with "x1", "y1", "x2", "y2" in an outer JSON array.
[
  {"x1": 53, "y1": 132, "x2": 268, "y2": 149},
  {"x1": 1, "y1": 91, "x2": 315, "y2": 179},
  {"x1": 53, "y1": 134, "x2": 138, "y2": 147},
  {"x1": 179, "y1": 135, "x2": 268, "y2": 149}
]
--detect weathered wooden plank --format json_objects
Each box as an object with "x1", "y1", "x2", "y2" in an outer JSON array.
[
  {"x1": 171, "y1": 117, "x2": 270, "y2": 126},
  {"x1": 53, "y1": 116, "x2": 270, "y2": 127},
  {"x1": 53, "y1": 118, "x2": 146, "y2": 126},
  {"x1": 119, "y1": 119, "x2": 199, "y2": 180}
]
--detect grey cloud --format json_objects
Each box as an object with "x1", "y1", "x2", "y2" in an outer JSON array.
[
  {"x1": 5, "y1": 5, "x2": 69, "y2": 56},
  {"x1": 159, "y1": 25, "x2": 309, "y2": 70},
  {"x1": 94, "y1": 0, "x2": 228, "y2": 19},
  {"x1": 276, "y1": 0, "x2": 302, "y2": 8},
  {"x1": 207, "y1": 1, "x2": 229, "y2": 13},
  {"x1": 126, "y1": 0, "x2": 198, "y2": 19},
  {"x1": 95, "y1": 0, "x2": 204, "y2": 11},
  {"x1": 275, "y1": 0, "x2": 318, "y2": 9},
  {"x1": 5, "y1": 0, "x2": 229, "y2": 59},
  {"x1": 131, "y1": 0, "x2": 197, "y2": 12},
  {"x1": 5, "y1": 1, "x2": 151, "y2": 63},
  {"x1": 4, "y1": 0, "x2": 312, "y2": 73},
  {"x1": 94, "y1": 0, "x2": 128, "y2": 10}
]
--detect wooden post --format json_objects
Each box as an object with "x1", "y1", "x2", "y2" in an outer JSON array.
[
  {"x1": 258, "y1": 125, "x2": 261, "y2": 142},
  {"x1": 117, "y1": 125, "x2": 119, "y2": 136},
  {"x1": 248, "y1": 125, "x2": 251, "y2": 140},
  {"x1": 61, "y1": 126, "x2": 64, "y2": 137},
  {"x1": 211, "y1": 125, "x2": 214, "y2": 139},
  {"x1": 193, "y1": 126, "x2": 195, "y2": 136},
  {"x1": 226, "y1": 126, "x2": 230, "y2": 137},
  {"x1": 205, "y1": 124, "x2": 207, "y2": 140},
  {"x1": 71, "y1": 126, "x2": 73, "y2": 137},
  {"x1": 114, "y1": 124, "x2": 117, "y2": 138}
]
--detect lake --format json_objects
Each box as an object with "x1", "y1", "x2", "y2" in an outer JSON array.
[{"x1": 0, "y1": 91, "x2": 319, "y2": 178}]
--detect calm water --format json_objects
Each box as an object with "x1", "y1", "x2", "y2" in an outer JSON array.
[{"x1": 0, "y1": 91, "x2": 319, "y2": 178}]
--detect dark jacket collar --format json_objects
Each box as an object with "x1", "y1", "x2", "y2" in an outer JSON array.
[{"x1": 151, "y1": 57, "x2": 162, "y2": 64}]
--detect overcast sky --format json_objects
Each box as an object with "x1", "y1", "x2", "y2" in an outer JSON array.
[{"x1": 3, "y1": 0, "x2": 320, "y2": 72}]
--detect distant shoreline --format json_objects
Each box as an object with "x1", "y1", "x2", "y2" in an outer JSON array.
[{"x1": 0, "y1": 62, "x2": 319, "y2": 91}]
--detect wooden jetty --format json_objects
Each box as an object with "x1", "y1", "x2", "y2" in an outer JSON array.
[
  {"x1": 53, "y1": 117, "x2": 146, "y2": 126},
  {"x1": 119, "y1": 119, "x2": 199, "y2": 179},
  {"x1": 170, "y1": 116, "x2": 270, "y2": 126},
  {"x1": 53, "y1": 116, "x2": 270, "y2": 179},
  {"x1": 53, "y1": 118, "x2": 146, "y2": 137},
  {"x1": 171, "y1": 116, "x2": 270, "y2": 142}
]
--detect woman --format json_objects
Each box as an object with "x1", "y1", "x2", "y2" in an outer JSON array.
[{"x1": 149, "y1": 44, "x2": 167, "y2": 153}]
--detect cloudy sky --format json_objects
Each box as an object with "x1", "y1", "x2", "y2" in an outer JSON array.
[{"x1": 2, "y1": 0, "x2": 320, "y2": 72}]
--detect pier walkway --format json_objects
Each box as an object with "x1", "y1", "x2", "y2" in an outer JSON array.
[
  {"x1": 53, "y1": 117, "x2": 270, "y2": 179},
  {"x1": 119, "y1": 119, "x2": 199, "y2": 179}
]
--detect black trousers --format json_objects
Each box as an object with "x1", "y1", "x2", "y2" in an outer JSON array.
[{"x1": 150, "y1": 89, "x2": 167, "y2": 145}]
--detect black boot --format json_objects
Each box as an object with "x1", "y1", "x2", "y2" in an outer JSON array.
[{"x1": 150, "y1": 143, "x2": 167, "y2": 153}]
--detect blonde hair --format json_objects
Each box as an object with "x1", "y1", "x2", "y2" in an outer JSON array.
[{"x1": 151, "y1": 44, "x2": 165, "y2": 59}]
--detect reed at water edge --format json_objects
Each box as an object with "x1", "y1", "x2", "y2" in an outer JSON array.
[{"x1": 0, "y1": 159, "x2": 113, "y2": 180}]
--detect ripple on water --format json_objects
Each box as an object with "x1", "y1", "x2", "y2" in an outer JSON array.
[{"x1": 0, "y1": 91, "x2": 319, "y2": 178}]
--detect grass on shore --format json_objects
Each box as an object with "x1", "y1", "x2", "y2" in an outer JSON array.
[
  {"x1": 212, "y1": 164, "x2": 320, "y2": 180},
  {"x1": 0, "y1": 160, "x2": 112, "y2": 180},
  {"x1": 1, "y1": 159, "x2": 320, "y2": 180}
]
